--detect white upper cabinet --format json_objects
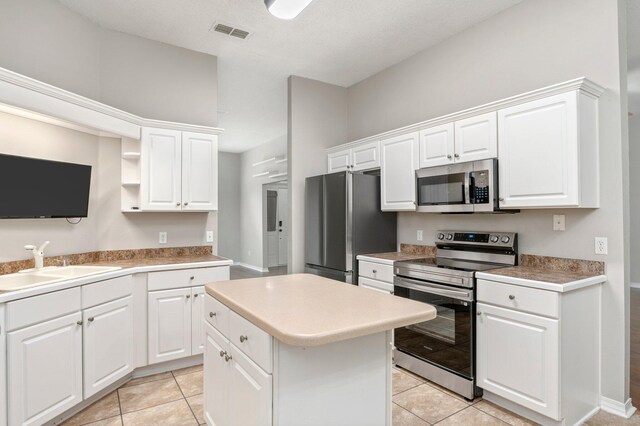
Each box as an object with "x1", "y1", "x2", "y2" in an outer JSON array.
[
  {"x1": 380, "y1": 132, "x2": 419, "y2": 211},
  {"x1": 141, "y1": 128, "x2": 183, "y2": 211},
  {"x1": 498, "y1": 91, "x2": 598, "y2": 209},
  {"x1": 327, "y1": 141, "x2": 380, "y2": 173},
  {"x1": 419, "y1": 123, "x2": 455, "y2": 168},
  {"x1": 140, "y1": 127, "x2": 218, "y2": 212},
  {"x1": 182, "y1": 132, "x2": 218, "y2": 211},
  {"x1": 454, "y1": 112, "x2": 498, "y2": 163}
]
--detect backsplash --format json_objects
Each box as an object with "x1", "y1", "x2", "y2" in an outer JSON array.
[
  {"x1": 0, "y1": 245, "x2": 213, "y2": 276},
  {"x1": 400, "y1": 244, "x2": 437, "y2": 256}
]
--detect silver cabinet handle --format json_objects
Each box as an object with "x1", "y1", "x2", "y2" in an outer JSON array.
[
  {"x1": 88, "y1": 317, "x2": 95, "y2": 322},
  {"x1": 447, "y1": 155, "x2": 452, "y2": 160},
  {"x1": 77, "y1": 320, "x2": 83, "y2": 326},
  {"x1": 176, "y1": 202, "x2": 181, "y2": 206},
  {"x1": 372, "y1": 269, "x2": 377, "y2": 274},
  {"x1": 210, "y1": 312, "x2": 216, "y2": 317},
  {"x1": 184, "y1": 202, "x2": 189, "y2": 206},
  {"x1": 219, "y1": 350, "x2": 226, "y2": 358},
  {"x1": 224, "y1": 354, "x2": 232, "y2": 362},
  {"x1": 477, "y1": 312, "x2": 482, "y2": 316},
  {"x1": 194, "y1": 294, "x2": 199, "y2": 298},
  {"x1": 499, "y1": 197, "x2": 505, "y2": 202},
  {"x1": 239, "y1": 335, "x2": 248, "y2": 343},
  {"x1": 454, "y1": 153, "x2": 460, "y2": 158},
  {"x1": 190, "y1": 276, "x2": 195, "y2": 280},
  {"x1": 508, "y1": 295, "x2": 515, "y2": 300},
  {"x1": 186, "y1": 295, "x2": 191, "y2": 299}
]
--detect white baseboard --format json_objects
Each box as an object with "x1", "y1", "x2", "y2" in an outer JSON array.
[
  {"x1": 630, "y1": 282, "x2": 640, "y2": 289},
  {"x1": 600, "y1": 395, "x2": 637, "y2": 418},
  {"x1": 235, "y1": 262, "x2": 269, "y2": 273}
]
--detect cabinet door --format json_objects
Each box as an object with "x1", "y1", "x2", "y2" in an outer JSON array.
[
  {"x1": 498, "y1": 92, "x2": 578, "y2": 208},
  {"x1": 83, "y1": 296, "x2": 134, "y2": 399},
  {"x1": 327, "y1": 148, "x2": 351, "y2": 173},
  {"x1": 454, "y1": 112, "x2": 497, "y2": 163},
  {"x1": 477, "y1": 303, "x2": 559, "y2": 420},
  {"x1": 229, "y1": 344, "x2": 272, "y2": 426},
  {"x1": 380, "y1": 132, "x2": 419, "y2": 211},
  {"x1": 419, "y1": 123, "x2": 454, "y2": 168},
  {"x1": 204, "y1": 322, "x2": 229, "y2": 426},
  {"x1": 182, "y1": 132, "x2": 218, "y2": 211},
  {"x1": 191, "y1": 286, "x2": 206, "y2": 355},
  {"x1": 148, "y1": 288, "x2": 192, "y2": 364},
  {"x1": 8, "y1": 312, "x2": 83, "y2": 426},
  {"x1": 141, "y1": 127, "x2": 183, "y2": 211},
  {"x1": 351, "y1": 141, "x2": 380, "y2": 171}
]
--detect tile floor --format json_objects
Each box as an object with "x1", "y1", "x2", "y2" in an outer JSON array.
[{"x1": 62, "y1": 363, "x2": 640, "y2": 425}]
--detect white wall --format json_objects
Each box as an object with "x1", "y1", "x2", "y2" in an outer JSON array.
[
  {"x1": 631, "y1": 115, "x2": 640, "y2": 284},
  {"x1": 239, "y1": 135, "x2": 287, "y2": 270},
  {"x1": 346, "y1": 0, "x2": 629, "y2": 405},
  {"x1": 218, "y1": 152, "x2": 242, "y2": 262},
  {"x1": 288, "y1": 77, "x2": 348, "y2": 273},
  {"x1": 0, "y1": 0, "x2": 218, "y2": 127}
]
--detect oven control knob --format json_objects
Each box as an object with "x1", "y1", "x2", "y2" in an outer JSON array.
[
  {"x1": 490, "y1": 235, "x2": 499, "y2": 243},
  {"x1": 446, "y1": 233, "x2": 453, "y2": 240},
  {"x1": 437, "y1": 233, "x2": 445, "y2": 240},
  {"x1": 501, "y1": 236, "x2": 511, "y2": 244}
]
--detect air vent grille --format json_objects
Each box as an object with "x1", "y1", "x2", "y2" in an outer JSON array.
[{"x1": 211, "y1": 23, "x2": 250, "y2": 40}]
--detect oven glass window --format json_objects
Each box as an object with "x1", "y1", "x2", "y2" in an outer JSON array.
[
  {"x1": 394, "y1": 285, "x2": 473, "y2": 379},
  {"x1": 417, "y1": 173, "x2": 466, "y2": 205}
]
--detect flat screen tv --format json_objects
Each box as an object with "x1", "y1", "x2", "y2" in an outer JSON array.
[{"x1": 0, "y1": 154, "x2": 92, "y2": 218}]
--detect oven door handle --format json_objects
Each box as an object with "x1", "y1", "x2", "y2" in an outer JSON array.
[{"x1": 394, "y1": 277, "x2": 473, "y2": 301}]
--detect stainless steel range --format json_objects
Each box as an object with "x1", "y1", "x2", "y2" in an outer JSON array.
[{"x1": 393, "y1": 230, "x2": 518, "y2": 400}]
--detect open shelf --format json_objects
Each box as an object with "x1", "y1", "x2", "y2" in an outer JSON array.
[
  {"x1": 252, "y1": 171, "x2": 270, "y2": 178},
  {"x1": 122, "y1": 182, "x2": 141, "y2": 187},
  {"x1": 274, "y1": 157, "x2": 287, "y2": 164},
  {"x1": 269, "y1": 172, "x2": 287, "y2": 179},
  {"x1": 252, "y1": 157, "x2": 276, "y2": 167}
]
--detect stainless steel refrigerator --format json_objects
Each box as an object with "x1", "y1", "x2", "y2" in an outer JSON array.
[{"x1": 304, "y1": 171, "x2": 397, "y2": 284}]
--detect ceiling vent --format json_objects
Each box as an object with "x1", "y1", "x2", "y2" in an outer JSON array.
[{"x1": 211, "y1": 23, "x2": 250, "y2": 40}]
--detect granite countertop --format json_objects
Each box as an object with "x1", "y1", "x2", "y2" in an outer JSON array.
[
  {"x1": 357, "y1": 252, "x2": 432, "y2": 263},
  {"x1": 206, "y1": 273, "x2": 437, "y2": 347},
  {"x1": 87, "y1": 254, "x2": 229, "y2": 269},
  {"x1": 477, "y1": 266, "x2": 607, "y2": 292}
]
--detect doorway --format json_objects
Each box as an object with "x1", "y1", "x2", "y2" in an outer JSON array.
[{"x1": 263, "y1": 181, "x2": 288, "y2": 270}]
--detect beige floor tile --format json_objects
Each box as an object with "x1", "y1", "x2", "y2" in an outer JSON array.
[
  {"x1": 173, "y1": 364, "x2": 203, "y2": 377},
  {"x1": 474, "y1": 400, "x2": 537, "y2": 426},
  {"x1": 393, "y1": 369, "x2": 423, "y2": 395},
  {"x1": 585, "y1": 410, "x2": 640, "y2": 425},
  {"x1": 175, "y1": 371, "x2": 204, "y2": 397},
  {"x1": 118, "y1": 378, "x2": 184, "y2": 414},
  {"x1": 436, "y1": 406, "x2": 508, "y2": 425},
  {"x1": 186, "y1": 394, "x2": 204, "y2": 424},
  {"x1": 84, "y1": 416, "x2": 123, "y2": 426},
  {"x1": 62, "y1": 392, "x2": 120, "y2": 425},
  {"x1": 393, "y1": 384, "x2": 467, "y2": 424},
  {"x1": 121, "y1": 372, "x2": 173, "y2": 388},
  {"x1": 424, "y1": 380, "x2": 479, "y2": 405},
  {"x1": 392, "y1": 403, "x2": 430, "y2": 426},
  {"x1": 122, "y1": 399, "x2": 198, "y2": 426},
  {"x1": 394, "y1": 366, "x2": 427, "y2": 383}
]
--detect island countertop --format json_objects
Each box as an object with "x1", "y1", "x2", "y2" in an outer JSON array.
[{"x1": 205, "y1": 273, "x2": 437, "y2": 347}]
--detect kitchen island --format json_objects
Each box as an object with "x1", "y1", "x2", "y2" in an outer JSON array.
[{"x1": 204, "y1": 273, "x2": 436, "y2": 426}]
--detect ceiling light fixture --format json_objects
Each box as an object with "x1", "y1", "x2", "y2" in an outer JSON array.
[{"x1": 264, "y1": 0, "x2": 314, "y2": 20}]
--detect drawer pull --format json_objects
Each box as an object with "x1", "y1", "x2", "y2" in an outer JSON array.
[
  {"x1": 186, "y1": 295, "x2": 191, "y2": 299},
  {"x1": 477, "y1": 312, "x2": 482, "y2": 316},
  {"x1": 77, "y1": 320, "x2": 83, "y2": 326},
  {"x1": 372, "y1": 269, "x2": 377, "y2": 274},
  {"x1": 239, "y1": 335, "x2": 248, "y2": 343},
  {"x1": 224, "y1": 354, "x2": 232, "y2": 362},
  {"x1": 194, "y1": 293, "x2": 199, "y2": 298},
  {"x1": 508, "y1": 294, "x2": 515, "y2": 300},
  {"x1": 190, "y1": 276, "x2": 195, "y2": 280},
  {"x1": 210, "y1": 312, "x2": 216, "y2": 318},
  {"x1": 219, "y1": 350, "x2": 226, "y2": 357},
  {"x1": 88, "y1": 317, "x2": 95, "y2": 322}
]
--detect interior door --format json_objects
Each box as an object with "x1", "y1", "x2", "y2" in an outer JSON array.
[
  {"x1": 182, "y1": 132, "x2": 218, "y2": 211},
  {"x1": 140, "y1": 127, "x2": 182, "y2": 211},
  {"x1": 148, "y1": 288, "x2": 192, "y2": 364},
  {"x1": 83, "y1": 296, "x2": 134, "y2": 399},
  {"x1": 277, "y1": 188, "x2": 288, "y2": 266},
  {"x1": 266, "y1": 190, "x2": 279, "y2": 268}
]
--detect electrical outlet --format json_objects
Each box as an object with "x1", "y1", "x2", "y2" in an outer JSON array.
[
  {"x1": 594, "y1": 237, "x2": 608, "y2": 255},
  {"x1": 206, "y1": 231, "x2": 214, "y2": 243},
  {"x1": 159, "y1": 232, "x2": 167, "y2": 244},
  {"x1": 553, "y1": 215, "x2": 565, "y2": 231},
  {"x1": 416, "y1": 230, "x2": 423, "y2": 241}
]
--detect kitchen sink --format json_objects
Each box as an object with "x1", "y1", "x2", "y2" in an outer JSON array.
[{"x1": 0, "y1": 265, "x2": 122, "y2": 292}]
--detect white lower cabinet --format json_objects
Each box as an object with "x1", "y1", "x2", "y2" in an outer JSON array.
[
  {"x1": 148, "y1": 286, "x2": 207, "y2": 364},
  {"x1": 8, "y1": 312, "x2": 83, "y2": 426},
  {"x1": 83, "y1": 296, "x2": 134, "y2": 398},
  {"x1": 358, "y1": 258, "x2": 394, "y2": 294}
]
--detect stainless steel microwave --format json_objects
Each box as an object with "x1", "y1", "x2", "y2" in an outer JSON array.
[{"x1": 415, "y1": 159, "x2": 501, "y2": 213}]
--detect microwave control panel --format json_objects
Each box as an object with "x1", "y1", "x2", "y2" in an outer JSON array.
[{"x1": 471, "y1": 170, "x2": 490, "y2": 204}]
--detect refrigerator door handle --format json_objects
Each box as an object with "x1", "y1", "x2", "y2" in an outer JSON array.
[{"x1": 322, "y1": 175, "x2": 327, "y2": 267}]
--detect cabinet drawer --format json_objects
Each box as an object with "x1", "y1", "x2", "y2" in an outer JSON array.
[
  {"x1": 6, "y1": 287, "x2": 81, "y2": 331},
  {"x1": 358, "y1": 276, "x2": 393, "y2": 293},
  {"x1": 477, "y1": 279, "x2": 559, "y2": 318},
  {"x1": 359, "y1": 261, "x2": 394, "y2": 283},
  {"x1": 148, "y1": 266, "x2": 229, "y2": 291},
  {"x1": 205, "y1": 295, "x2": 230, "y2": 337},
  {"x1": 82, "y1": 275, "x2": 133, "y2": 309},
  {"x1": 229, "y1": 311, "x2": 272, "y2": 373}
]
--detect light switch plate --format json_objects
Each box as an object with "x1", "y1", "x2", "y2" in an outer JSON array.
[
  {"x1": 159, "y1": 232, "x2": 167, "y2": 244},
  {"x1": 206, "y1": 231, "x2": 214, "y2": 243},
  {"x1": 553, "y1": 215, "x2": 565, "y2": 231},
  {"x1": 595, "y1": 237, "x2": 608, "y2": 255},
  {"x1": 417, "y1": 230, "x2": 423, "y2": 241}
]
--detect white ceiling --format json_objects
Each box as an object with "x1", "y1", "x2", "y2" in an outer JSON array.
[
  {"x1": 628, "y1": 0, "x2": 640, "y2": 117},
  {"x1": 58, "y1": 0, "x2": 522, "y2": 152}
]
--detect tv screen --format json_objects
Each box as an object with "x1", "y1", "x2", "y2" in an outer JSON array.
[{"x1": 0, "y1": 154, "x2": 92, "y2": 218}]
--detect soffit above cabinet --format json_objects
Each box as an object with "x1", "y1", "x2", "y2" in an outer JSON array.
[{"x1": 0, "y1": 67, "x2": 223, "y2": 139}]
